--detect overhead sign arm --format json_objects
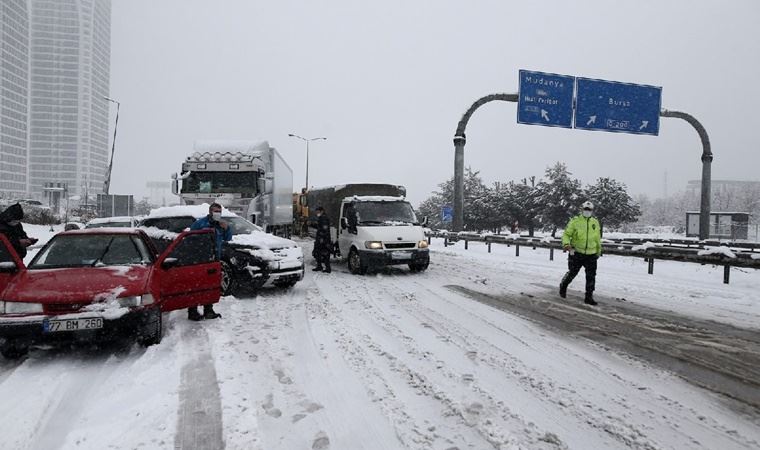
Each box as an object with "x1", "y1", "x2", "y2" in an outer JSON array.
[
  {"x1": 453, "y1": 93, "x2": 518, "y2": 232},
  {"x1": 660, "y1": 109, "x2": 713, "y2": 240}
]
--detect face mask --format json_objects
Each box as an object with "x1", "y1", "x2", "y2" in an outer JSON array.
[
  {"x1": 211, "y1": 212, "x2": 222, "y2": 221},
  {"x1": 582, "y1": 210, "x2": 592, "y2": 218}
]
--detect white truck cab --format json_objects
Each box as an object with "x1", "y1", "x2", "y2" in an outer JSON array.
[{"x1": 336, "y1": 195, "x2": 429, "y2": 274}]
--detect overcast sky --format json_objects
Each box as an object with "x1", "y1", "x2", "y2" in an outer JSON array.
[{"x1": 109, "y1": 0, "x2": 760, "y2": 206}]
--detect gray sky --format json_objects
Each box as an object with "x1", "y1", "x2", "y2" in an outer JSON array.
[{"x1": 109, "y1": 0, "x2": 760, "y2": 206}]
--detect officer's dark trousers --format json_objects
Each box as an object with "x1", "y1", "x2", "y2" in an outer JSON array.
[{"x1": 560, "y1": 252, "x2": 598, "y2": 295}]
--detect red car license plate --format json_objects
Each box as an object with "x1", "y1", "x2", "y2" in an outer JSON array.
[{"x1": 44, "y1": 318, "x2": 104, "y2": 333}]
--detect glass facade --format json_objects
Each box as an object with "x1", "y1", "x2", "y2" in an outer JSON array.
[
  {"x1": 28, "y1": 0, "x2": 110, "y2": 198},
  {"x1": 0, "y1": 0, "x2": 30, "y2": 198}
]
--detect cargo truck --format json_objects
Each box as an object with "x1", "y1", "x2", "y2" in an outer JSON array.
[
  {"x1": 297, "y1": 184, "x2": 430, "y2": 274},
  {"x1": 171, "y1": 140, "x2": 293, "y2": 236}
]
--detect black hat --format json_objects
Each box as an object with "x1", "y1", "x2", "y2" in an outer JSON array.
[
  {"x1": 315, "y1": 206, "x2": 325, "y2": 212},
  {"x1": 0, "y1": 203, "x2": 23, "y2": 222}
]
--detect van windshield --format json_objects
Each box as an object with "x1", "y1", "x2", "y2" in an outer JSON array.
[{"x1": 353, "y1": 201, "x2": 418, "y2": 225}]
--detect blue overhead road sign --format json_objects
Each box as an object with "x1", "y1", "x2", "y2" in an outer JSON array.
[
  {"x1": 575, "y1": 78, "x2": 662, "y2": 135},
  {"x1": 518, "y1": 70, "x2": 575, "y2": 129}
]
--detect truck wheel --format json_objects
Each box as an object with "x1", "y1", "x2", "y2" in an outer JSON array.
[
  {"x1": 409, "y1": 261, "x2": 429, "y2": 273},
  {"x1": 348, "y1": 248, "x2": 367, "y2": 275},
  {"x1": 221, "y1": 261, "x2": 238, "y2": 296},
  {"x1": 0, "y1": 341, "x2": 29, "y2": 360},
  {"x1": 138, "y1": 307, "x2": 163, "y2": 347}
]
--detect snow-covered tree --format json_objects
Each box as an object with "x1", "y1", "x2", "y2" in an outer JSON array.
[
  {"x1": 417, "y1": 167, "x2": 490, "y2": 231},
  {"x1": 535, "y1": 162, "x2": 583, "y2": 236},
  {"x1": 584, "y1": 177, "x2": 641, "y2": 233}
]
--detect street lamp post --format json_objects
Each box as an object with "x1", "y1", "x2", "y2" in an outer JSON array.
[
  {"x1": 103, "y1": 96, "x2": 120, "y2": 196},
  {"x1": 288, "y1": 133, "x2": 326, "y2": 191}
]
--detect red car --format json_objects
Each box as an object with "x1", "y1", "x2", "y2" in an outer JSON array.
[{"x1": 0, "y1": 228, "x2": 221, "y2": 358}]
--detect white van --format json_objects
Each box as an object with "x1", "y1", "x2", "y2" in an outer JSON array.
[
  {"x1": 337, "y1": 195, "x2": 429, "y2": 274},
  {"x1": 306, "y1": 184, "x2": 429, "y2": 274}
]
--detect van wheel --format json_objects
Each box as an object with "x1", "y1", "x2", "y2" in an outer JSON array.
[
  {"x1": 409, "y1": 261, "x2": 429, "y2": 273},
  {"x1": 348, "y1": 248, "x2": 367, "y2": 275},
  {"x1": 221, "y1": 261, "x2": 238, "y2": 296},
  {"x1": 138, "y1": 307, "x2": 163, "y2": 347}
]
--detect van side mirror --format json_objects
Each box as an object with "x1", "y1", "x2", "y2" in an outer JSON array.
[
  {"x1": 161, "y1": 257, "x2": 179, "y2": 270},
  {"x1": 340, "y1": 217, "x2": 348, "y2": 230},
  {"x1": 257, "y1": 178, "x2": 266, "y2": 194},
  {"x1": 171, "y1": 177, "x2": 179, "y2": 195}
]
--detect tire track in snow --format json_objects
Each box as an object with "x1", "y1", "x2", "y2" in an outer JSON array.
[
  {"x1": 381, "y1": 276, "x2": 665, "y2": 450},
  {"x1": 313, "y1": 271, "x2": 562, "y2": 449},
  {"x1": 423, "y1": 252, "x2": 760, "y2": 448},
  {"x1": 175, "y1": 324, "x2": 224, "y2": 450}
]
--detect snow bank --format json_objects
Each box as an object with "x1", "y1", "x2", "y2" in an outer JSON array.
[
  {"x1": 697, "y1": 246, "x2": 737, "y2": 258},
  {"x1": 632, "y1": 241, "x2": 657, "y2": 251}
]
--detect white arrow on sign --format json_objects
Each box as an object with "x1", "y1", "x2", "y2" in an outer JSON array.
[
  {"x1": 639, "y1": 121, "x2": 649, "y2": 130},
  {"x1": 586, "y1": 115, "x2": 597, "y2": 126},
  {"x1": 540, "y1": 109, "x2": 550, "y2": 121}
]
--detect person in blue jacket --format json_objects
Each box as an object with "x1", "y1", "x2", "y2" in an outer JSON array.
[{"x1": 187, "y1": 203, "x2": 231, "y2": 320}]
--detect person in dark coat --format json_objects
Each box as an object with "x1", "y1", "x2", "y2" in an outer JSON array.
[
  {"x1": 313, "y1": 206, "x2": 332, "y2": 273},
  {"x1": 0, "y1": 203, "x2": 37, "y2": 259}
]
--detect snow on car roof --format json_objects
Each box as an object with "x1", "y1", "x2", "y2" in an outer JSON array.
[
  {"x1": 62, "y1": 228, "x2": 143, "y2": 235},
  {"x1": 88, "y1": 216, "x2": 134, "y2": 224},
  {"x1": 146, "y1": 204, "x2": 237, "y2": 219}
]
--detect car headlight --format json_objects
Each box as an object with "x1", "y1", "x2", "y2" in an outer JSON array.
[
  {"x1": 365, "y1": 241, "x2": 383, "y2": 250},
  {"x1": 1, "y1": 301, "x2": 44, "y2": 314},
  {"x1": 117, "y1": 294, "x2": 154, "y2": 308},
  {"x1": 418, "y1": 240, "x2": 429, "y2": 249}
]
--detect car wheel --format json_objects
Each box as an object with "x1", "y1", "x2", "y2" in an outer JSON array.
[
  {"x1": 220, "y1": 260, "x2": 238, "y2": 296},
  {"x1": 138, "y1": 307, "x2": 162, "y2": 347},
  {"x1": 0, "y1": 341, "x2": 29, "y2": 360},
  {"x1": 348, "y1": 248, "x2": 367, "y2": 275}
]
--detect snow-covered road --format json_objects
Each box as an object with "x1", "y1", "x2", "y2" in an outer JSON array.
[{"x1": 2, "y1": 234, "x2": 759, "y2": 449}]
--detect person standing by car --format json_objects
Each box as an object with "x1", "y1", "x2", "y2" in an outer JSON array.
[
  {"x1": 559, "y1": 201, "x2": 602, "y2": 305},
  {"x1": 187, "y1": 203, "x2": 231, "y2": 320},
  {"x1": 312, "y1": 206, "x2": 332, "y2": 273},
  {"x1": 0, "y1": 203, "x2": 38, "y2": 259}
]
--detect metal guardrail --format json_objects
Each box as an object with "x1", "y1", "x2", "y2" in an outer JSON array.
[{"x1": 426, "y1": 231, "x2": 760, "y2": 284}]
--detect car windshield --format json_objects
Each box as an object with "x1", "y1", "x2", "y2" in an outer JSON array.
[
  {"x1": 225, "y1": 216, "x2": 264, "y2": 235},
  {"x1": 28, "y1": 234, "x2": 153, "y2": 269},
  {"x1": 354, "y1": 201, "x2": 418, "y2": 225}
]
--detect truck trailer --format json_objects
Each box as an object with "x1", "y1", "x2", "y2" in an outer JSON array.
[
  {"x1": 298, "y1": 184, "x2": 430, "y2": 274},
  {"x1": 171, "y1": 140, "x2": 293, "y2": 236}
]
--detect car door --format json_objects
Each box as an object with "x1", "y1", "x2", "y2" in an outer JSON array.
[
  {"x1": 338, "y1": 202, "x2": 355, "y2": 259},
  {"x1": 155, "y1": 230, "x2": 221, "y2": 311},
  {"x1": 0, "y1": 235, "x2": 24, "y2": 293}
]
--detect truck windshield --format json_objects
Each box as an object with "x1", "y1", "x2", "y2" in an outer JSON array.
[
  {"x1": 354, "y1": 201, "x2": 418, "y2": 225},
  {"x1": 182, "y1": 172, "x2": 258, "y2": 195}
]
